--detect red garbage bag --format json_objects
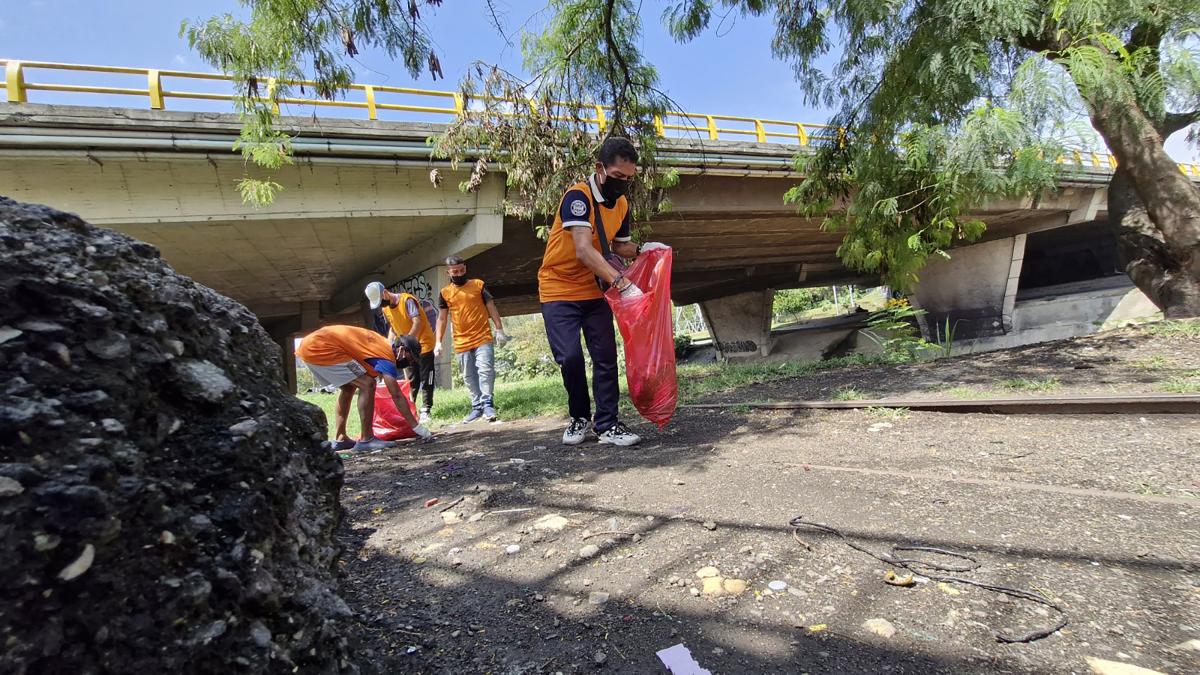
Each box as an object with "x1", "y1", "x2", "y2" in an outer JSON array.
[
  {"x1": 604, "y1": 246, "x2": 677, "y2": 429},
  {"x1": 372, "y1": 380, "x2": 418, "y2": 441}
]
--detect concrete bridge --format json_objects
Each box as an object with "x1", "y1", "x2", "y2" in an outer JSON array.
[{"x1": 1, "y1": 59, "x2": 1184, "y2": 385}]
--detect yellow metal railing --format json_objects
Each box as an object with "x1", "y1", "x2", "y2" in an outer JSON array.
[{"x1": 4, "y1": 58, "x2": 1200, "y2": 176}]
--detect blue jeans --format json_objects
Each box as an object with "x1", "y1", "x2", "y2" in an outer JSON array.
[{"x1": 457, "y1": 341, "x2": 495, "y2": 410}]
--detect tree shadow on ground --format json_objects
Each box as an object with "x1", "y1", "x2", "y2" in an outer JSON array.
[{"x1": 333, "y1": 409, "x2": 1196, "y2": 674}]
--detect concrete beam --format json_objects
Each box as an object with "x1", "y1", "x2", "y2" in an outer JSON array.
[{"x1": 325, "y1": 181, "x2": 505, "y2": 314}]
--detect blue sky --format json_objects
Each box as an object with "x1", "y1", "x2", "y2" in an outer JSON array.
[{"x1": 1, "y1": 0, "x2": 1195, "y2": 160}]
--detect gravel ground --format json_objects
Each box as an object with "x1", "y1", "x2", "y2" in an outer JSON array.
[{"x1": 336, "y1": 326, "x2": 1200, "y2": 674}]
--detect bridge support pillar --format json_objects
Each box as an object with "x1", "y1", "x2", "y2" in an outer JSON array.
[
  {"x1": 269, "y1": 327, "x2": 298, "y2": 395},
  {"x1": 912, "y1": 236, "x2": 1025, "y2": 339},
  {"x1": 700, "y1": 289, "x2": 775, "y2": 360}
]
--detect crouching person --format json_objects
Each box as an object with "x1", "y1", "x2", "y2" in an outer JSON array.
[{"x1": 295, "y1": 325, "x2": 432, "y2": 450}]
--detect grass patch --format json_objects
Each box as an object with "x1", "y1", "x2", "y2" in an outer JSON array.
[
  {"x1": 676, "y1": 354, "x2": 887, "y2": 401},
  {"x1": 1130, "y1": 356, "x2": 1169, "y2": 371},
  {"x1": 833, "y1": 387, "x2": 871, "y2": 401},
  {"x1": 1159, "y1": 369, "x2": 1200, "y2": 394},
  {"x1": 865, "y1": 406, "x2": 909, "y2": 420},
  {"x1": 298, "y1": 353, "x2": 890, "y2": 439},
  {"x1": 298, "y1": 375, "x2": 572, "y2": 438},
  {"x1": 1142, "y1": 318, "x2": 1200, "y2": 339},
  {"x1": 999, "y1": 377, "x2": 1061, "y2": 392},
  {"x1": 943, "y1": 386, "x2": 989, "y2": 399}
]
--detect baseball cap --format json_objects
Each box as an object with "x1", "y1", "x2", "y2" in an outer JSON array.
[{"x1": 364, "y1": 281, "x2": 386, "y2": 309}]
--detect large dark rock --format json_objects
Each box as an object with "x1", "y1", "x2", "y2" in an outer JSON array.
[{"x1": 0, "y1": 197, "x2": 352, "y2": 673}]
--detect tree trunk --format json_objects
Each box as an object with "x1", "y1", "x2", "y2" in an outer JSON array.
[
  {"x1": 1108, "y1": 168, "x2": 1200, "y2": 315},
  {"x1": 1087, "y1": 98, "x2": 1200, "y2": 317}
]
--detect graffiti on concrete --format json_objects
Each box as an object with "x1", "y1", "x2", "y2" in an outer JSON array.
[
  {"x1": 718, "y1": 340, "x2": 758, "y2": 354},
  {"x1": 390, "y1": 272, "x2": 435, "y2": 302}
]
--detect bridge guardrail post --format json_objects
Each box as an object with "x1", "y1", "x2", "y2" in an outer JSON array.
[
  {"x1": 148, "y1": 69, "x2": 164, "y2": 110},
  {"x1": 705, "y1": 115, "x2": 718, "y2": 141},
  {"x1": 5, "y1": 61, "x2": 27, "y2": 103},
  {"x1": 595, "y1": 105, "x2": 606, "y2": 133},
  {"x1": 754, "y1": 120, "x2": 766, "y2": 143},
  {"x1": 364, "y1": 85, "x2": 377, "y2": 120}
]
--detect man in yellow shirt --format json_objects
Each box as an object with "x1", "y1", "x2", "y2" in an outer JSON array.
[
  {"x1": 434, "y1": 255, "x2": 510, "y2": 423},
  {"x1": 295, "y1": 326, "x2": 431, "y2": 450},
  {"x1": 365, "y1": 281, "x2": 437, "y2": 425},
  {"x1": 538, "y1": 137, "x2": 667, "y2": 447}
]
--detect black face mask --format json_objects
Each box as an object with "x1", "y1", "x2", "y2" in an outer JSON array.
[
  {"x1": 599, "y1": 171, "x2": 630, "y2": 202},
  {"x1": 450, "y1": 275, "x2": 468, "y2": 286}
]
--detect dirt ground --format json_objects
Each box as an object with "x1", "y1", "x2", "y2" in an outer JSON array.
[{"x1": 336, "y1": 326, "x2": 1200, "y2": 674}]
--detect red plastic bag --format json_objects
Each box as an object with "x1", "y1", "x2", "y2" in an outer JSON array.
[
  {"x1": 604, "y1": 247, "x2": 677, "y2": 428},
  {"x1": 371, "y1": 380, "x2": 418, "y2": 441}
]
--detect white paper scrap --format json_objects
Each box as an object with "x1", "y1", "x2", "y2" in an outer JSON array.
[{"x1": 656, "y1": 643, "x2": 713, "y2": 675}]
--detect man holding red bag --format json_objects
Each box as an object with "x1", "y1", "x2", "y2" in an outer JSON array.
[{"x1": 537, "y1": 137, "x2": 668, "y2": 447}]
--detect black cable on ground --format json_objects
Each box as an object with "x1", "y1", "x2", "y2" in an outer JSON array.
[{"x1": 790, "y1": 516, "x2": 1068, "y2": 643}]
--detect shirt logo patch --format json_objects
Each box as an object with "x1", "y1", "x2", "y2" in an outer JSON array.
[{"x1": 569, "y1": 199, "x2": 587, "y2": 217}]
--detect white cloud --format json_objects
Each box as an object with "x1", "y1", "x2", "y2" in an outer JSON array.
[{"x1": 173, "y1": 54, "x2": 187, "y2": 66}]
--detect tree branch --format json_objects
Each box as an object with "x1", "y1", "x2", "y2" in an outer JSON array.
[{"x1": 1160, "y1": 110, "x2": 1200, "y2": 137}]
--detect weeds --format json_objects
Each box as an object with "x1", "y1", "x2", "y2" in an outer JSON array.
[
  {"x1": 865, "y1": 406, "x2": 909, "y2": 420},
  {"x1": 943, "y1": 386, "x2": 988, "y2": 399},
  {"x1": 1142, "y1": 318, "x2": 1200, "y2": 339},
  {"x1": 1159, "y1": 370, "x2": 1200, "y2": 394},
  {"x1": 1131, "y1": 356, "x2": 1168, "y2": 371},
  {"x1": 999, "y1": 377, "x2": 1061, "y2": 392},
  {"x1": 833, "y1": 387, "x2": 870, "y2": 401}
]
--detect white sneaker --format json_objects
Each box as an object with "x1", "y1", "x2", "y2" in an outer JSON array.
[
  {"x1": 597, "y1": 421, "x2": 640, "y2": 447},
  {"x1": 418, "y1": 410, "x2": 432, "y2": 425},
  {"x1": 562, "y1": 417, "x2": 590, "y2": 445}
]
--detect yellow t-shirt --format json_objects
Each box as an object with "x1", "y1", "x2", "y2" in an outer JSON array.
[
  {"x1": 537, "y1": 176, "x2": 631, "y2": 303},
  {"x1": 295, "y1": 325, "x2": 394, "y2": 376},
  {"x1": 380, "y1": 292, "x2": 436, "y2": 354},
  {"x1": 439, "y1": 279, "x2": 493, "y2": 353}
]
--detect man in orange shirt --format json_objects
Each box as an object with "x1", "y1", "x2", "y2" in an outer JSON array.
[
  {"x1": 364, "y1": 281, "x2": 437, "y2": 425},
  {"x1": 295, "y1": 325, "x2": 432, "y2": 450},
  {"x1": 538, "y1": 137, "x2": 667, "y2": 446},
  {"x1": 434, "y1": 255, "x2": 510, "y2": 423}
]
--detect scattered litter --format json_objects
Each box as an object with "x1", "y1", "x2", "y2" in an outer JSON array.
[
  {"x1": 438, "y1": 496, "x2": 465, "y2": 512},
  {"x1": 505, "y1": 545, "x2": 521, "y2": 555},
  {"x1": 487, "y1": 507, "x2": 536, "y2": 516},
  {"x1": 808, "y1": 624, "x2": 827, "y2": 633},
  {"x1": 656, "y1": 643, "x2": 713, "y2": 675},
  {"x1": 768, "y1": 580, "x2": 788, "y2": 591},
  {"x1": 884, "y1": 571, "x2": 915, "y2": 587},
  {"x1": 57, "y1": 544, "x2": 95, "y2": 581},
  {"x1": 0, "y1": 327, "x2": 23, "y2": 344},
  {"x1": 702, "y1": 521, "x2": 717, "y2": 531},
  {"x1": 423, "y1": 498, "x2": 439, "y2": 508}
]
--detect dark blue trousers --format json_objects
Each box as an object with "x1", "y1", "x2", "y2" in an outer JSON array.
[{"x1": 541, "y1": 299, "x2": 619, "y2": 433}]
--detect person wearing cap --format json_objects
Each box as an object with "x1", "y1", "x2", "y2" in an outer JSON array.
[
  {"x1": 434, "y1": 255, "x2": 510, "y2": 423},
  {"x1": 295, "y1": 325, "x2": 432, "y2": 450},
  {"x1": 538, "y1": 137, "x2": 668, "y2": 447},
  {"x1": 364, "y1": 281, "x2": 437, "y2": 425}
]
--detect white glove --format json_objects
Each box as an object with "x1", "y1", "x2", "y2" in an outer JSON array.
[
  {"x1": 413, "y1": 424, "x2": 432, "y2": 440},
  {"x1": 639, "y1": 242, "x2": 669, "y2": 253},
  {"x1": 619, "y1": 281, "x2": 644, "y2": 298},
  {"x1": 494, "y1": 330, "x2": 511, "y2": 348},
  {"x1": 433, "y1": 342, "x2": 443, "y2": 358}
]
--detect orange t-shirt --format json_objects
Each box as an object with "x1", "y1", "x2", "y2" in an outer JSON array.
[
  {"x1": 295, "y1": 325, "x2": 395, "y2": 376},
  {"x1": 537, "y1": 176, "x2": 631, "y2": 303},
  {"x1": 381, "y1": 291, "x2": 436, "y2": 354},
  {"x1": 439, "y1": 279, "x2": 493, "y2": 353}
]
